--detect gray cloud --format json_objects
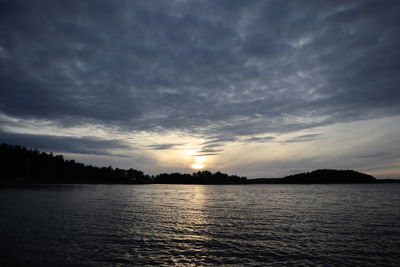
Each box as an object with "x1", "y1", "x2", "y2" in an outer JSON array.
[
  {"x1": 145, "y1": 143, "x2": 182, "y2": 150},
  {"x1": 201, "y1": 137, "x2": 238, "y2": 145},
  {"x1": 1, "y1": 0, "x2": 399, "y2": 143},
  {"x1": 241, "y1": 136, "x2": 275, "y2": 143},
  {"x1": 201, "y1": 143, "x2": 224, "y2": 149},
  {"x1": 193, "y1": 153, "x2": 219, "y2": 157},
  {"x1": 197, "y1": 143, "x2": 225, "y2": 155},
  {"x1": 0, "y1": 130, "x2": 129, "y2": 156},
  {"x1": 199, "y1": 149, "x2": 223, "y2": 154},
  {"x1": 285, "y1": 134, "x2": 321, "y2": 143},
  {"x1": 357, "y1": 152, "x2": 388, "y2": 159}
]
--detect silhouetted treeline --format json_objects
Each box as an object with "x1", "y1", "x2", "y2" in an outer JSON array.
[
  {"x1": 154, "y1": 171, "x2": 247, "y2": 184},
  {"x1": 0, "y1": 144, "x2": 247, "y2": 185},
  {"x1": 0, "y1": 144, "x2": 150, "y2": 184}
]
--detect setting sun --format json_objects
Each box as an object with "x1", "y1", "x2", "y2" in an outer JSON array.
[{"x1": 191, "y1": 162, "x2": 205, "y2": 169}]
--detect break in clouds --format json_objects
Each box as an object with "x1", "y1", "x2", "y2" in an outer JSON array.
[{"x1": 0, "y1": 0, "x2": 400, "y2": 176}]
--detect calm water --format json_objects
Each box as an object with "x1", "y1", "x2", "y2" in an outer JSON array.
[{"x1": 0, "y1": 184, "x2": 399, "y2": 266}]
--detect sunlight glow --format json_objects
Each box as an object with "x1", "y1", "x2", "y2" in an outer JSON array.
[
  {"x1": 191, "y1": 155, "x2": 207, "y2": 170},
  {"x1": 191, "y1": 162, "x2": 205, "y2": 169}
]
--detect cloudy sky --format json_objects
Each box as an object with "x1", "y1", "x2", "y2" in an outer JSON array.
[{"x1": 1, "y1": 0, "x2": 399, "y2": 178}]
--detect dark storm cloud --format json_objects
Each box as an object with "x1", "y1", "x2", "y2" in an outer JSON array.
[
  {"x1": 1, "y1": 0, "x2": 400, "y2": 142},
  {"x1": 0, "y1": 130, "x2": 129, "y2": 156}
]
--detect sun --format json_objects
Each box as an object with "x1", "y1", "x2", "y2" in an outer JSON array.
[
  {"x1": 191, "y1": 156, "x2": 206, "y2": 169},
  {"x1": 191, "y1": 162, "x2": 205, "y2": 169}
]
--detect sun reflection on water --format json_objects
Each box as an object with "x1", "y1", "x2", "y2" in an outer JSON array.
[{"x1": 169, "y1": 185, "x2": 211, "y2": 243}]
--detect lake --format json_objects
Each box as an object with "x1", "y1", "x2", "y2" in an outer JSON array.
[{"x1": 1, "y1": 184, "x2": 399, "y2": 266}]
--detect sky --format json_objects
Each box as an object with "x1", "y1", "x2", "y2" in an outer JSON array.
[{"x1": 1, "y1": 0, "x2": 400, "y2": 178}]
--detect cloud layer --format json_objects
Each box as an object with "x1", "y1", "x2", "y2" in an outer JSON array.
[{"x1": 1, "y1": 1, "x2": 399, "y2": 134}]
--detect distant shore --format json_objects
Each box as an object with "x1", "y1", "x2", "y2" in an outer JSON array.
[
  {"x1": 2, "y1": 143, "x2": 399, "y2": 185},
  {"x1": 248, "y1": 178, "x2": 400, "y2": 184}
]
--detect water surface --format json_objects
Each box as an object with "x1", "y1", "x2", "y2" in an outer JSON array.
[{"x1": 1, "y1": 184, "x2": 399, "y2": 266}]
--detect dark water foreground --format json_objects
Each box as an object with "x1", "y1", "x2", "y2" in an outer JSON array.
[{"x1": 1, "y1": 184, "x2": 399, "y2": 266}]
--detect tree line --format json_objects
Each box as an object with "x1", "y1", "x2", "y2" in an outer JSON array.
[{"x1": 0, "y1": 143, "x2": 247, "y2": 184}]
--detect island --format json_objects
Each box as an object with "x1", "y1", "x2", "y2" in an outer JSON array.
[{"x1": 250, "y1": 169, "x2": 377, "y2": 184}]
